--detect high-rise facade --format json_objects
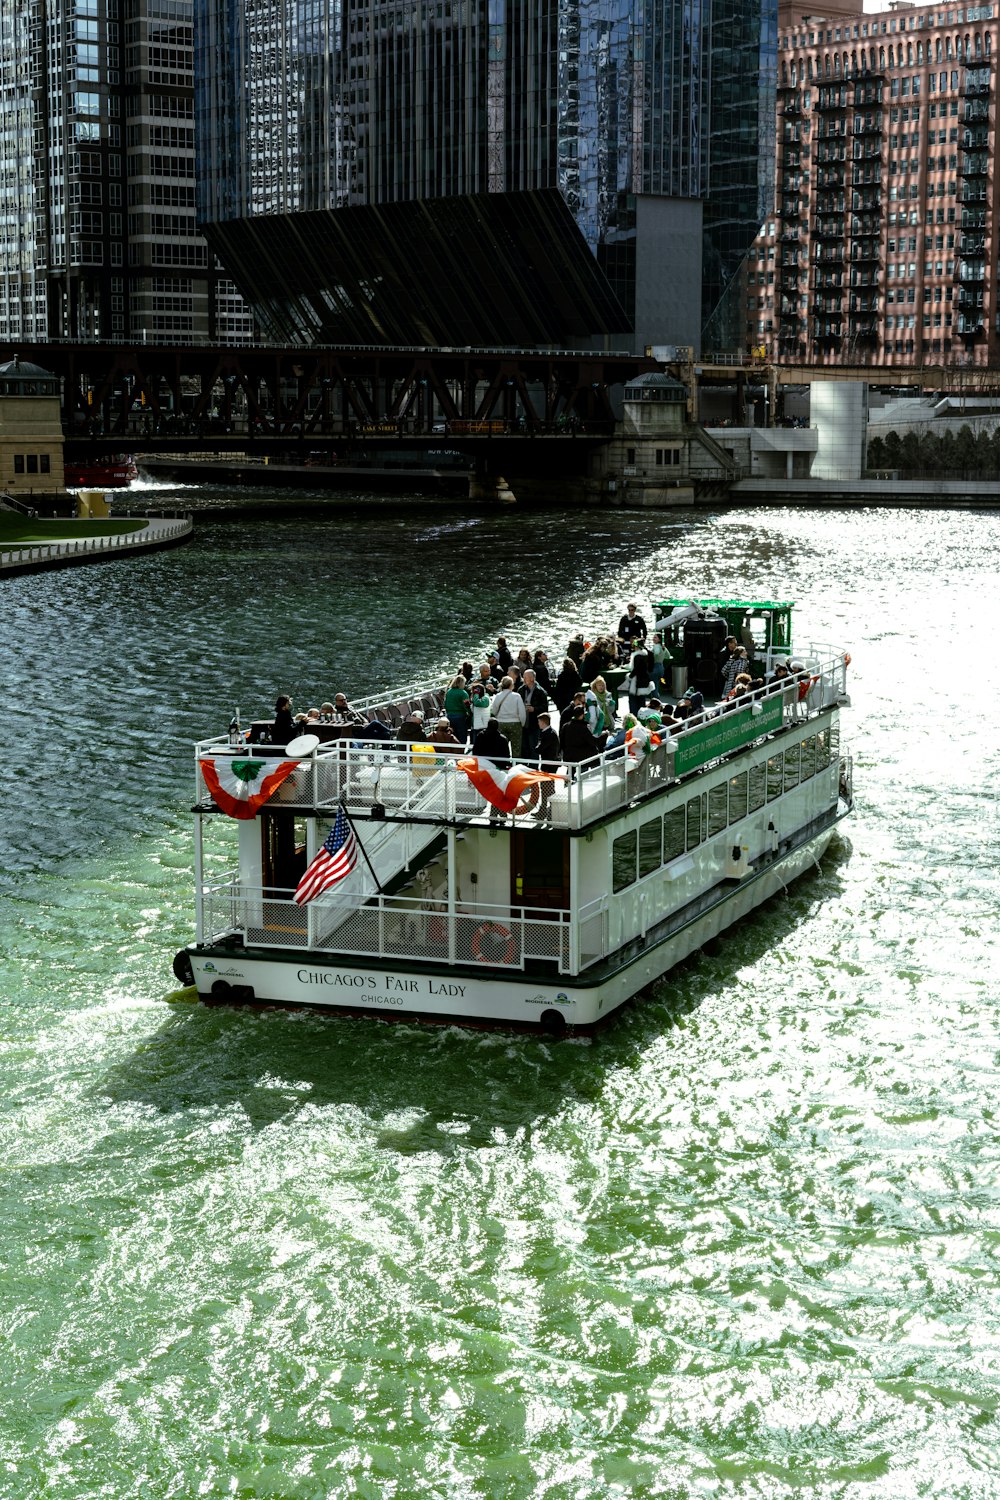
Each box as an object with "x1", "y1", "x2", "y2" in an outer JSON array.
[
  {"x1": 0, "y1": 0, "x2": 251, "y2": 345},
  {"x1": 701, "y1": 0, "x2": 778, "y2": 350},
  {"x1": 195, "y1": 0, "x2": 710, "y2": 350},
  {"x1": 745, "y1": 0, "x2": 1000, "y2": 367}
]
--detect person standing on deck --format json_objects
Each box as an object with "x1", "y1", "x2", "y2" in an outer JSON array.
[
  {"x1": 536, "y1": 712, "x2": 561, "y2": 823},
  {"x1": 617, "y1": 603, "x2": 647, "y2": 660},
  {"x1": 272, "y1": 694, "x2": 296, "y2": 744},
  {"x1": 520, "y1": 669, "x2": 549, "y2": 756},
  {"x1": 532, "y1": 649, "x2": 551, "y2": 691},
  {"x1": 552, "y1": 655, "x2": 581, "y2": 712},
  {"x1": 444, "y1": 674, "x2": 471, "y2": 743},
  {"x1": 469, "y1": 682, "x2": 492, "y2": 748},
  {"x1": 559, "y1": 705, "x2": 601, "y2": 764},
  {"x1": 490, "y1": 675, "x2": 527, "y2": 756}
]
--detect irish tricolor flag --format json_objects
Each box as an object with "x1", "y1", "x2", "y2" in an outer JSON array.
[
  {"x1": 457, "y1": 757, "x2": 563, "y2": 814},
  {"x1": 200, "y1": 755, "x2": 300, "y2": 820}
]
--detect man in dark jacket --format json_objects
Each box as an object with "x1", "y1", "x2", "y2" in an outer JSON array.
[
  {"x1": 536, "y1": 713, "x2": 561, "y2": 823},
  {"x1": 559, "y1": 706, "x2": 601, "y2": 764},
  {"x1": 519, "y1": 669, "x2": 549, "y2": 756},
  {"x1": 617, "y1": 603, "x2": 647, "y2": 660}
]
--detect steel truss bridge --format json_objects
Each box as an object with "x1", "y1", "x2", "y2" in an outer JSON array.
[{"x1": 3, "y1": 340, "x2": 656, "y2": 451}]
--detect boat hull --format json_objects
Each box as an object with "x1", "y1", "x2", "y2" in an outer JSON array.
[{"x1": 185, "y1": 824, "x2": 838, "y2": 1032}]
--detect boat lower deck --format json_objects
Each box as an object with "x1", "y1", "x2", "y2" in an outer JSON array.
[{"x1": 188, "y1": 814, "x2": 843, "y2": 1032}]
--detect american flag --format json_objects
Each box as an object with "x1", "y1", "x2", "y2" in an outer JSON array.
[{"x1": 293, "y1": 806, "x2": 358, "y2": 904}]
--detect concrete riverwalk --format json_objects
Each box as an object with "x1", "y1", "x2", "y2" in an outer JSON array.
[{"x1": 0, "y1": 515, "x2": 194, "y2": 578}]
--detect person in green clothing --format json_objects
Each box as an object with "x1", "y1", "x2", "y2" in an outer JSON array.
[{"x1": 444, "y1": 674, "x2": 471, "y2": 744}]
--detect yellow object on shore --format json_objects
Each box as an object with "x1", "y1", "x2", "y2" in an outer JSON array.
[{"x1": 77, "y1": 490, "x2": 110, "y2": 518}]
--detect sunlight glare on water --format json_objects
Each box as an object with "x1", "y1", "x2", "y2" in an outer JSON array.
[{"x1": 1, "y1": 497, "x2": 998, "y2": 1498}]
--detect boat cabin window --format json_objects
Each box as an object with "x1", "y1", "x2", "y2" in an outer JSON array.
[
  {"x1": 828, "y1": 722, "x2": 840, "y2": 765},
  {"x1": 743, "y1": 614, "x2": 770, "y2": 655},
  {"x1": 815, "y1": 728, "x2": 827, "y2": 767},
  {"x1": 686, "y1": 794, "x2": 704, "y2": 849},
  {"x1": 663, "y1": 806, "x2": 686, "y2": 862},
  {"x1": 612, "y1": 830, "x2": 637, "y2": 892},
  {"x1": 639, "y1": 818, "x2": 662, "y2": 878},
  {"x1": 708, "y1": 783, "x2": 728, "y2": 837},
  {"x1": 783, "y1": 742, "x2": 801, "y2": 791},
  {"x1": 748, "y1": 762, "x2": 767, "y2": 812},
  {"x1": 801, "y1": 735, "x2": 816, "y2": 779},
  {"x1": 767, "y1": 753, "x2": 784, "y2": 801},
  {"x1": 729, "y1": 772, "x2": 748, "y2": 823}
]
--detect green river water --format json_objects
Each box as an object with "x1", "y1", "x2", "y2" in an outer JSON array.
[{"x1": 1, "y1": 496, "x2": 997, "y2": 1499}]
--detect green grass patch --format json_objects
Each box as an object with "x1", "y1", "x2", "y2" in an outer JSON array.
[{"x1": 0, "y1": 515, "x2": 146, "y2": 550}]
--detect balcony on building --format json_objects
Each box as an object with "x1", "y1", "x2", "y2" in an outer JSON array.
[
  {"x1": 957, "y1": 260, "x2": 987, "y2": 283},
  {"x1": 961, "y1": 184, "x2": 989, "y2": 204},
  {"x1": 853, "y1": 116, "x2": 884, "y2": 136},
  {"x1": 962, "y1": 127, "x2": 989, "y2": 151},
  {"x1": 816, "y1": 88, "x2": 851, "y2": 112},
  {"x1": 816, "y1": 245, "x2": 845, "y2": 265},
  {"x1": 962, "y1": 68, "x2": 991, "y2": 97},
  {"x1": 964, "y1": 98, "x2": 989, "y2": 122},
  {"x1": 959, "y1": 232, "x2": 986, "y2": 256}
]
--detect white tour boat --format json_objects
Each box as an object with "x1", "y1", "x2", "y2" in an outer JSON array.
[{"x1": 173, "y1": 599, "x2": 853, "y2": 1034}]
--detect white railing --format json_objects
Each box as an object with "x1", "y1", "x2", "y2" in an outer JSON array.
[
  {"x1": 195, "y1": 644, "x2": 850, "y2": 832},
  {"x1": 0, "y1": 516, "x2": 192, "y2": 568},
  {"x1": 199, "y1": 880, "x2": 580, "y2": 973}
]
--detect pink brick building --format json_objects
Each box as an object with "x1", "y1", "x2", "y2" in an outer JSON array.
[{"x1": 745, "y1": 0, "x2": 1000, "y2": 366}]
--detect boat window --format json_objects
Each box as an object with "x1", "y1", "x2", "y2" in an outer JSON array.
[
  {"x1": 685, "y1": 795, "x2": 703, "y2": 849},
  {"x1": 612, "y1": 830, "x2": 637, "y2": 893},
  {"x1": 748, "y1": 761, "x2": 767, "y2": 812},
  {"x1": 639, "y1": 817, "x2": 662, "y2": 877},
  {"x1": 828, "y1": 722, "x2": 840, "y2": 765},
  {"x1": 801, "y1": 735, "x2": 816, "y2": 779},
  {"x1": 729, "y1": 772, "x2": 748, "y2": 823},
  {"x1": 815, "y1": 728, "x2": 827, "y2": 767},
  {"x1": 708, "y1": 783, "x2": 728, "y2": 836},
  {"x1": 767, "y1": 753, "x2": 784, "y2": 801},
  {"x1": 663, "y1": 806, "x2": 686, "y2": 862},
  {"x1": 784, "y1": 741, "x2": 801, "y2": 790}
]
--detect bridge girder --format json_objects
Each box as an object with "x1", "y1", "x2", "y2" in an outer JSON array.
[{"x1": 3, "y1": 341, "x2": 653, "y2": 440}]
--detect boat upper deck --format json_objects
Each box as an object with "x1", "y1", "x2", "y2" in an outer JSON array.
[{"x1": 194, "y1": 640, "x2": 851, "y2": 834}]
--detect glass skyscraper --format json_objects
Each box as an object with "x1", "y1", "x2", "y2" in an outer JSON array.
[
  {"x1": 701, "y1": 0, "x2": 778, "y2": 350},
  {"x1": 0, "y1": 0, "x2": 251, "y2": 345},
  {"x1": 195, "y1": 0, "x2": 710, "y2": 348}
]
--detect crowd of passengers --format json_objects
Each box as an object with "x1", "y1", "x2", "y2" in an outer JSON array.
[{"x1": 267, "y1": 606, "x2": 812, "y2": 768}]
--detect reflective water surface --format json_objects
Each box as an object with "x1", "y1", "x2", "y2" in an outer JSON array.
[{"x1": 1, "y1": 497, "x2": 998, "y2": 1498}]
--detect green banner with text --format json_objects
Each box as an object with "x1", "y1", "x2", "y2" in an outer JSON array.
[{"x1": 673, "y1": 695, "x2": 783, "y2": 775}]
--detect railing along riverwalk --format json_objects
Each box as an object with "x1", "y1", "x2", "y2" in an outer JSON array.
[
  {"x1": 0, "y1": 516, "x2": 193, "y2": 570},
  {"x1": 195, "y1": 645, "x2": 850, "y2": 835}
]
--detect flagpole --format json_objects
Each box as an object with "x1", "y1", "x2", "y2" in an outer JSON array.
[{"x1": 342, "y1": 796, "x2": 383, "y2": 894}]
